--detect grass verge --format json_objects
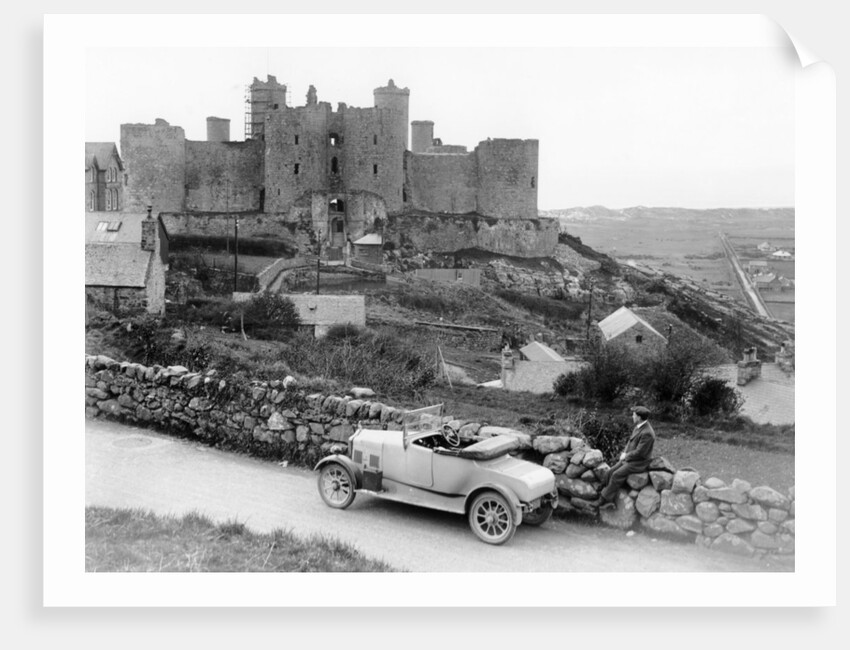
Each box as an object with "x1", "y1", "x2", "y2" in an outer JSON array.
[{"x1": 85, "y1": 506, "x2": 398, "y2": 572}]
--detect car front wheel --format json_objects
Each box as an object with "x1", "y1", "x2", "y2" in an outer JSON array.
[
  {"x1": 318, "y1": 462, "x2": 356, "y2": 509},
  {"x1": 468, "y1": 491, "x2": 517, "y2": 545},
  {"x1": 521, "y1": 503, "x2": 553, "y2": 527}
]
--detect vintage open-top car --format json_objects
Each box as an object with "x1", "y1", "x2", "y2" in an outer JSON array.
[{"x1": 315, "y1": 405, "x2": 558, "y2": 544}]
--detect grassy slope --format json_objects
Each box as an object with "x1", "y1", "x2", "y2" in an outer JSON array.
[{"x1": 85, "y1": 507, "x2": 397, "y2": 572}]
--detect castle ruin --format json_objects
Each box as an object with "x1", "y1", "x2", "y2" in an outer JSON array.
[{"x1": 117, "y1": 76, "x2": 550, "y2": 258}]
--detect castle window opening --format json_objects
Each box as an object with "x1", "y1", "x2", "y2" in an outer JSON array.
[
  {"x1": 294, "y1": 135, "x2": 299, "y2": 145},
  {"x1": 531, "y1": 176, "x2": 536, "y2": 188},
  {"x1": 331, "y1": 157, "x2": 339, "y2": 174},
  {"x1": 273, "y1": 104, "x2": 279, "y2": 109},
  {"x1": 402, "y1": 189, "x2": 407, "y2": 202},
  {"x1": 294, "y1": 163, "x2": 300, "y2": 175},
  {"x1": 329, "y1": 199, "x2": 345, "y2": 213},
  {"x1": 373, "y1": 164, "x2": 378, "y2": 175},
  {"x1": 329, "y1": 133, "x2": 341, "y2": 147},
  {"x1": 333, "y1": 220, "x2": 344, "y2": 233},
  {"x1": 373, "y1": 134, "x2": 378, "y2": 145}
]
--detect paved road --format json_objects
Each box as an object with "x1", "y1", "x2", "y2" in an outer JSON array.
[
  {"x1": 86, "y1": 418, "x2": 790, "y2": 572},
  {"x1": 718, "y1": 231, "x2": 772, "y2": 318}
]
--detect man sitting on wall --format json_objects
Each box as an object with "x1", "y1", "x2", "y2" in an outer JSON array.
[{"x1": 592, "y1": 406, "x2": 656, "y2": 511}]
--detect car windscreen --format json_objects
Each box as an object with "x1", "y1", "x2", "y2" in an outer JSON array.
[{"x1": 402, "y1": 404, "x2": 443, "y2": 446}]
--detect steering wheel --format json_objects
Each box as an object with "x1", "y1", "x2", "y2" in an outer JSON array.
[{"x1": 442, "y1": 425, "x2": 461, "y2": 448}]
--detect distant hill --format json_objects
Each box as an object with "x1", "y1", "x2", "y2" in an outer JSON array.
[{"x1": 541, "y1": 206, "x2": 795, "y2": 229}]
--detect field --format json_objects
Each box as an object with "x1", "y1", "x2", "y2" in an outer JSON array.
[{"x1": 550, "y1": 207, "x2": 795, "y2": 320}]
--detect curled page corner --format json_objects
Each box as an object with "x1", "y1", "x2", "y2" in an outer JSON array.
[{"x1": 765, "y1": 16, "x2": 824, "y2": 68}]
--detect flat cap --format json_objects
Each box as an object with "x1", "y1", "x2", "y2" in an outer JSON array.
[{"x1": 632, "y1": 405, "x2": 651, "y2": 418}]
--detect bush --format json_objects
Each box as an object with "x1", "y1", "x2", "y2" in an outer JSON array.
[
  {"x1": 564, "y1": 408, "x2": 632, "y2": 464},
  {"x1": 687, "y1": 376, "x2": 743, "y2": 417},
  {"x1": 553, "y1": 371, "x2": 578, "y2": 397},
  {"x1": 237, "y1": 293, "x2": 301, "y2": 341}
]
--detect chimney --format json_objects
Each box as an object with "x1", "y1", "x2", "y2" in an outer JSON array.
[
  {"x1": 736, "y1": 347, "x2": 762, "y2": 386},
  {"x1": 141, "y1": 205, "x2": 157, "y2": 252}
]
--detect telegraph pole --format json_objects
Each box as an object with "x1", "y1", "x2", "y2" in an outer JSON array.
[
  {"x1": 316, "y1": 230, "x2": 322, "y2": 295},
  {"x1": 585, "y1": 279, "x2": 594, "y2": 341},
  {"x1": 233, "y1": 216, "x2": 239, "y2": 293}
]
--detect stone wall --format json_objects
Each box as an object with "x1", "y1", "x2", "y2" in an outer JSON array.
[
  {"x1": 185, "y1": 140, "x2": 264, "y2": 212},
  {"x1": 84, "y1": 356, "x2": 794, "y2": 560}
]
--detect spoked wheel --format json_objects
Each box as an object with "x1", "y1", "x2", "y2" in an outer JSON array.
[
  {"x1": 317, "y1": 463, "x2": 356, "y2": 509},
  {"x1": 522, "y1": 503, "x2": 553, "y2": 527},
  {"x1": 468, "y1": 491, "x2": 517, "y2": 545}
]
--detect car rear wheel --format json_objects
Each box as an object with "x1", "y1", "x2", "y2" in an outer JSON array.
[
  {"x1": 468, "y1": 491, "x2": 516, "y2": 545},
  {"x1": 318, "y1": 463, "x2": 356, "y2": 509},
  {"x1": 522, "y1": 503, "x2": 553, "y2": 527}
]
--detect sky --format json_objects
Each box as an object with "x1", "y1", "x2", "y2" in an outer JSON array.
[{"x1": 86, "y1": 46, "x2": 796, "y2": 211}]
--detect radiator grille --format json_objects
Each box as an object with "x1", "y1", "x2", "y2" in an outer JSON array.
[
  {"x1": 353, "y1": 449, "x2": 363, "y2": 464},
  {"x1": 369, "y1": 454, "x2": 380, "y2": 469}
]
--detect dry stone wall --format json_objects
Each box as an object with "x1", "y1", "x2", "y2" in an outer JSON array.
[{"x1": 84, "y1": 356, "x2": 794, "y2": 560}]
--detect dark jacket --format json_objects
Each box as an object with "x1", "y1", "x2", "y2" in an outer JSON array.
[{"x1": 622, "y1": 420, "x2": 656, "y2": 471}]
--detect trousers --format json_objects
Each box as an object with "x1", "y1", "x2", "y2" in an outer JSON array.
[{"x1": 599, "y1": 460, "x2": 643, "y2": 503}]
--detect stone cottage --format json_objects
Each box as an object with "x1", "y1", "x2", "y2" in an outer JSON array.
[
  {"x1": 85, "y1": 207, "x2": 170, "y2": 315},
  {"x1": 596, "y1": 306, "x2": 668, "y2": 354}
]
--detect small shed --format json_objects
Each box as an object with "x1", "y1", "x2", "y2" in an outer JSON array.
[
  {"x1": 597, "y1": 306, "x2": 667, "y2": 353},
  {"x1": 352, "y1": 233, "x2": 383, "y2": 266}
]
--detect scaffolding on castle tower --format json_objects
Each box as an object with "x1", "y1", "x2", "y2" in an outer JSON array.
[{"x1": 244, "y1": 83, "x2": 291, "y2": 140}]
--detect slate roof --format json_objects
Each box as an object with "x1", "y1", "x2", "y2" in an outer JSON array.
[
  {"x1": 519, "y1": 340, "x2": 566, "y2": 362},
  {"x1": 705, "y1": 363, "x2": 795, "y2": 425},
  {"x1": 597, "y1": 306, "x2": 667, "y2": 343},
  {"x1": 85, "y1": 212, "x2": 160, "y2": 288},
  {"x1": 85, "y1": 142, "x2": 122, "y2": 170}
]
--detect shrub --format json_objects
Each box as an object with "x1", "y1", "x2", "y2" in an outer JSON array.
[
  {"x1": 236, "y1": 293, "x2": 301, "y2": 341},
  {"x1": 564, "y1": 408, "x2": 632, "y2": 463},
  {"x1": 553, "y1": 371, "x2": 578, "y2": 397},
  {"x1": 687, "y1": 376, "x2": 743, "y2": 417}
]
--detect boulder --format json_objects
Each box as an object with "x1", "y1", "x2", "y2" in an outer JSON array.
[
  {"x1": 568, "y1": 437, "x2": 585, "y2": 450},
  {"x1": 295, "y1": 425, "x2": 310, "y2": 442},
  {"x1": 582, "y1": 449, "x2": 604, "y2": 468},
  {"x1": 712, "y1": 533, "x2": 756, "y2": 557},
  {"x1": 635, "y1": 486, "x2": 661, "y2": 518},
  {"x1": 626, "y1": 472, "x2": 649, "y2": 490},
  {"x1": 459, "y1": 422, "x2": 481, "y2": 437},
  {"x1": 757, "y1": 522, "x2": 779, "y2": 535},
  {"x1": 768, "y1": 508, "x2": 789, "y2": 523},
  {"x1": 781, "y1": 520, "x2": 795, "y2": 535},
  {"x1": 345, "y1": 399, "x2": 365, "y2": 418},
  {"x1": 282, "y1": 376, "x2": 297, "y2": 389},
  {"x1": 703, "y1": 523, "x2": 725, "y2": 538},
  {"x1": 593, "y1": 463, "x2": 611, "y2": 482},
  {"x1": 329, "y1": 423, "x2": 354, "y2": 442},
  {"x1": 731, "y1": 478, "x2": 752, "y2": 494},
  {"x1": 641, "y1": 513, "x2": 692, "y2": 539},
  {"x1": 749, "y1": 486, "x2": 790, "y2": 510},
  {"x1": 533, "y1": 435, "x2": 571, "y2": 454},
  {"x1": 672, "y1": 470, "x2": 700, "y2": 494},
  {"x1": 705, "y1": 487, "x2": 748, "y2": 504},
  {"x1": 649, "y1": 471, "x2": 673, "y2": 491},
  {"x1": 726, "y1": 518, "x2": 755, "y2": 534},
  {"x1": 703, "y1": 477, "x2": 726, "y2": 489},
  {"x1": 349, "y1": 386, "x2": 375, "y2": 399},
  {"x1": 188, "y1": 396, "x2": 212, "y2": 411},
  {"x1": 695, "y1": 501, "x2": 720, "y2": 523},
  {"x1": 648, "y1": 456, "x2": 675, "y2": 473},
  {"x1": 676, "y1": 515, "x2": 704, "y2": 534},
  {"x1": 267, "y1": 412, "x2": 291, "y2": 431},
  {"x1": 659, "y1": 490, "x2": 694, "y2": 516},
  {"x1": 598, "y1": 493, "x2": 637, "y2": 530},
  {"x1": 750, "y1": 530, "x2": 781, "y2": 550},
  {"x1": 542, "y1": 452, "x2": 569, "y2": 474},
  {"x1": 570, "y1": 450, "x2": 586, "y2": 466},
  {"x1": 692, "y1": 485, "x2": 711, "y2": 503},
  {"x1": 368, "y1": 402, "x2": 384, "y2": 420},
  {"x1": 565, "y1": 463, "x2": 587, "y2": 479},
  {"x1": 731, "y1": 503, "x2": 767, "y2": 521},
  {"x1": 555, "y1": 476, "x2": 598, "y2": 500}
]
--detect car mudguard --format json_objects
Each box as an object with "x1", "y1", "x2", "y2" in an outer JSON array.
[
  {"x1": 464, "y1": 483, "x2": 523, "y2": 525},
  {"x1": 314, "y1": 454, "x2": 363, "y2": 489}
]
